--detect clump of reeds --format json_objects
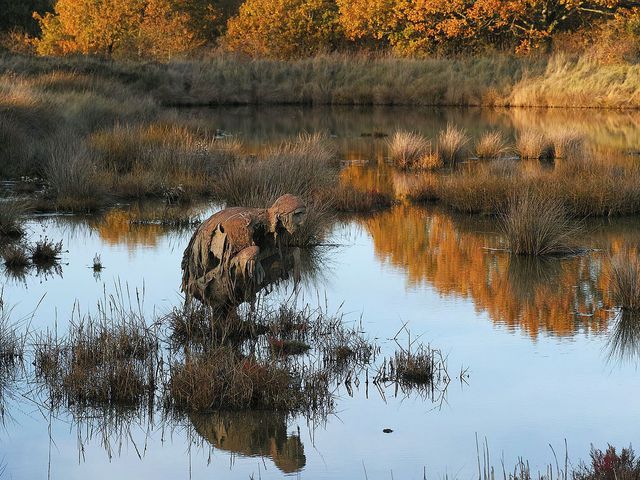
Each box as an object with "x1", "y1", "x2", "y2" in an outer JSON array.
[
  {"x1": 516, "y1": 129, "x2": 554, "y2": 159},
  {"x1": 167, "y1": 303, "x2": 268, "y2": 348},
  {"x1": 214, "y1": 133, "x2": 336, "y2": 208},
  {"x1": 437, "y1": 123, "x2": 469, "y2": 165},
  {"x1": 0, "y1": 199, "x2": 28, "y2": 238},
  {"x1": 29, "y1": 237, "x2": 63, "y2": 265},
  {"x1": 387, "y1": 131, "x2": 441, "y2": 170},
  {"x1": 2, "y1": 243, "x2": 30, "y2": 269},
  {"x1": 475, "y1": 131, "x2": 511, "y2": 159},
  {"x1": 330, "y1": 185, "x2": 393, "y2": 213},
  {"x1": 264, "y1": 304, "x2": 375, "y2": 371},
  {"x1": 551, "y1": 130, "x2": 585, "y2": 160},
  {"x1": 166, "y1": 348, "x2": 305, "y2": 412},
  {"x1": 34, "y1": 299, "x2": 158, "y2": 408},
  {"x1": 0, "y1": 297, "x2": 25, "y2": 374},
  {"x1": 45, "y1": 137, "x2": 105, "y2": 212},
  {"x1": 373, "y1": 338, "x2": 451, "y2": 401},
  {"x1": 609, "y1": 253, "x2": 640, "y2": 311},
  {"x1": 501, "y1": 188, "x2": 581, "y2": 256},
  {"x1": 391, "y1": 346, "x2": 440, "y2": 384}
]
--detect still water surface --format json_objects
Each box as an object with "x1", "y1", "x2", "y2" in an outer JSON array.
[{"x1": 2, "y1": 106, "x2": 640, "y2": 479}]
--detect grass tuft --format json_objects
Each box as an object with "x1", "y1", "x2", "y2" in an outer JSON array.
[
  {"x1": 29, "y1": 237, "x2": 63, "y2": 265},
  {"x1": 609, "y1": 253, "x2": 640, "y2": 311},
  {"x1": 516, "y1": 129, "x2": 554, "y2": 160},
  {"x1": 475, "y1": 131, "x2": 511, "y2": 159},
  {"x1": 437, "y1": 123, "x2": 469, "y2": 166},
  {"x1": 387, "y1": 131, "x2": 441, "y2": 170},
  {"x1": 501, "y1": 188, "x2": 581, "y2": 256}
]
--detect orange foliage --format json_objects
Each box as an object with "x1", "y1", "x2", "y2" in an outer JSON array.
[
  {"x1": 222, "y1": 0, "x2": 342, "y2": 58},
  {"x1": 338, "y1": 0, "x2": 634, "y2": 55},
  {"x1": 361, "y1": 204, "x2": 617, "y2": 338},
  {"x1": 34, "y1": 0, "x2": 217, "y2": 59}
]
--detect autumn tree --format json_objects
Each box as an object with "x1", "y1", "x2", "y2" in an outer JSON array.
[
  {"x1": 222, "y1": 0, "x2": 343, "y2": 59},
  {"x1": 338, "y1": 0, "x2": 640, "y2": 55},
  {"x1": 34, "y1": 0, "x2": 221, "y2": 59}
]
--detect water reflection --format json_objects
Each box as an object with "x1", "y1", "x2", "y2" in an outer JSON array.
[
  {"x1": 362, "y1": 204, "x2": 617, "y2": 337},
  {"x1": 607, "y1": 311, "x2": 640, "y2": 364},
  {"x1": 190, "y1": 411, "x2": 306, "y2": 474}
]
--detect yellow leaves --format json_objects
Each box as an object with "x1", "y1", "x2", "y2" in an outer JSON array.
[
  {"x1": 34, "y1": 0, "x2": 217, "y2": 59},
  {"x1": 222, "y1": 0, "x2": 341, "y2": 59}
]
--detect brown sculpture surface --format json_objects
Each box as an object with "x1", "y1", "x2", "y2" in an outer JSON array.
[{"x1": 181, "y1": 194, "x2": 307, "y2": 310}]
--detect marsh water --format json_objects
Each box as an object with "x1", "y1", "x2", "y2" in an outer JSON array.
[{"x1": 2, "y1": 106, "x2": 640, "y2": 479}]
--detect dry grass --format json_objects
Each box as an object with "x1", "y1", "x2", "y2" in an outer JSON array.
[
  {"x1": 609, "y1": 253, "x2": 640, "y2": 311},
  {"x1": 550, "y1": 130, "x2": 586, "y2": 160},
  {"x1": 330, "y1": 185, "x2": 393, "y2": 213},
  {"x1": 475, "y1": 131, "x2": 511, "y2": 159},
  {"x1": 387, "y1": 131, "x2": 441, "y2": 170},
  {"x1": 35, "y1": 298, "x2": 158, "y2": 408},
  {"x1": 166, "y1": 348, "x2": 308, "y2": 412},
  {"x1": 501, "y1": 188, "x2": 581, "y2": 256},
  {"x1": 29, "y1": 237, "x2": 63, "y2": 265},
  {"x1": 44, "y1": 137, "x2": 105, "y2": 212},
  {"x1": 516, "y1": 129, "x2": 554, "y2": 159},
  {"x1": 0, "y1": 199, "x2": 28, "y2": 237},
  {"x1": 437, "y1": 123, "x2": 469, "y2": 166},
  {"x1": 215, "y1": 133, "x2": 336, "y2": 207},
  {"x1": 1, "y1": 243, "x2": 30, "y2": 268}
]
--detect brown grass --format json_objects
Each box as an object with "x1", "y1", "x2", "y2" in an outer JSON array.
[
  {"x1": 2, "y1": 243, "x2": 30, "y2": 268},
  {"x1": 166, "y1": 348, "x2": 306, "y2": 412},
  {"x1": 29, "y1": 237, "x2": 63, "y2": 265},
  {"x1": 609, "y1": 253, "x2": 640, "y2": 311},
  {"x1": 387, "y1": 131, "x2": 441, "y2": 170},
  {"x1": 437, "y1": 123, "x2": 469, "y2": 166},
  {"x1": 34, "y1": 297, "x2": 158, "y2": 408},
  {"x1": 0, "y1": 199, "x2": 28, "y2": 237},
  {"x1": 214, "y1": 133, "x2": 336, "y2": 207},
  {"x1": 501, "y1": 188, "x2": 582, "y2": 256},
  {"x1": 475, "y1": 131, "x2": 511, "y2": 159},
  {"x1": 550, "y1": 129, "x2": 586, "y2": 160},
  {"x1": 516, "y1": 129, "x2": 554, "y2": 159}
]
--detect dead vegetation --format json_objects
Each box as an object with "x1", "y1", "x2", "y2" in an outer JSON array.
[
  {"x1": 609, "y1": 253, "x2": 640, "y2": 312},
  {"x1": 0, "y1": 199, "x2": 28, "y2": 238},
  {"x1": 387, "y1": 131, "x2": 441, "y2": 170},
  {"x1": 501, "y1": 188, "x2": 582, "y2": 256},
  {"x1": 475, "y1": 131, "x2": 511, "y2": 159},
  {"x1": 34, "y1": 296, "x2": 158, "y2": 408}
]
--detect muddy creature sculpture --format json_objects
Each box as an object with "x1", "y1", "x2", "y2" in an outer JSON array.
[{"x1": 181, "y1": 194, "x2": 307, "y2": 311}]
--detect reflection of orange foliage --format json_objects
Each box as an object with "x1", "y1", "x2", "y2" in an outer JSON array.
[
  {"x1": 362, "y1": 204, "x2": 627, "y2": 338},
  {"x1": 340, "y1": 163, "x2": 395, "y2": 194},
  {"x1": 96, "y1": 210, "x2": 163, "y2": 248}
]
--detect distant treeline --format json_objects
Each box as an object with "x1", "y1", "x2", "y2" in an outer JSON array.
[{"x1": 2, "y1": 0, "x2": 640, "y2": 60}]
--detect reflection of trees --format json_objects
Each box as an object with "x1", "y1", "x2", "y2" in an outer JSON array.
[
  {"x1": 190, "y1": 411, "x2": 305, "y2": 474},
  {"x1": 361, "y1": 204, "x2": 624, "y2": 338},
  {"x1": 96, "y1": 210, "x2": 164, "y2": 248}
]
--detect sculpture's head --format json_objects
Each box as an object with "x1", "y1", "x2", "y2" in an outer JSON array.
[{"x1": 268, "y1": 194, "x2": 307, "y2": 234}]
